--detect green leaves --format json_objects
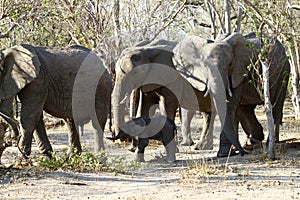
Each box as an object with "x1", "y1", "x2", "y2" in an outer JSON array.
[
  {"x1": 37, "y1": 149, "x2": 107, "y2": 172},
  {"x1": 36, "y1": 149, "x2": 144, "y2": 174}
]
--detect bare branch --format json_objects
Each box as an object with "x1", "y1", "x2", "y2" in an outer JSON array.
[
  {"x1": 0, "y1": 23, "x2": 17, "y2": 39},
  {"x1": 205, "y1": 0, "x2": 216, "y2": 39},
  {"x1": 149, "y1": 0, "x2": 187, "y2": 41},
  {"x1": 206, "y1": 0, "x2": 226, "y2": 34},
  {"x1": 242, "y1": 0, "x2": 275, "y2": 28},
  {"x1": 0, "y1": 12, "x2": 30, "y2": 39},
  {"x1": 68, "y1": 31, "x2": 80, "y2": 45},
  {"x1": 289, "y1": 4, "x2": 300, "y2": 10}
]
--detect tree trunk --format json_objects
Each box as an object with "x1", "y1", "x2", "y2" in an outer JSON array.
[
  {"x1": 224, "y1": 0, "x2": 231, "y2": 34},
  {"x1": 287, "y1": 0, "x2": 300, "y2": 120},
  {"x1": 113, "y1": 0, "x2": 122, "y2": 50},
  {"x1": 261, "y1": 59, "x2": 275, "y2": 160},
  {"x1": 235, "y1": 0, "x2": 243, "y2": 32}
]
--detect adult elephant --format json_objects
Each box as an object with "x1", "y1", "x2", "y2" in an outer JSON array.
[
  {"x1": 112, "y1": 39, "x2": 179, "y2": 137},
  {"x1": 173, "y1": 32, "x2": 290, "y2": 157},
  {"x1": 0, "y1": 44, "x2": 112, "y2": 157},
  {"x1": 112, "y1": 38, "x2": 219, "y2": 159}
]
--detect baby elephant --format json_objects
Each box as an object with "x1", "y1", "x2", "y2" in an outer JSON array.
[{"x1": 107, "y1": 115, "x2": 177, "y2": 163}]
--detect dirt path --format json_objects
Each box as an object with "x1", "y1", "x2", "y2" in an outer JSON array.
[{"x1": 0, "y1": 112, "x2": 299, "y2": 199}]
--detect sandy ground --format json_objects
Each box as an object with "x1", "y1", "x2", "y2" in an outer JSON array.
[{"x1": 0, "y1": 105, "x2": 299, "y2": 200}]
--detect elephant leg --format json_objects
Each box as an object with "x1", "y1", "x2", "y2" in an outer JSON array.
[
  {"x1": 194, "y1": 112, "x2": 214, "y2": 150},
  {"x1": 18, "y1": 89, "x2": 47, "y2": 157},
  {"x1": 135, "y1": 138, "x2": 149, "y2": 162},
  {"x1": 128, "y1": 137, "x2": 138, "y2": 152},
  {"x1": 78, "y1": 125, "x2": 84, "y2": 137},
  {"x1": 159, "y1": 88, "x2": 178, "y2": 120},
  {"x1": 272, "y1": 103, "x2": 284, "y2": 143},
  {"x1": 237, "y1": 105, "x2": 264, "y2": 146},
  {"x1": 140, "y1": 92, "x2": 160, "y2": 117},
  {"x1": 180, "y1": 108, "x2": 195, "y2": 146},
  {"x1": 162, "y1": 128, "x2": 176, "y2": 163},
  {"x1": 128, "y1": 92, "x2": 157, "y2": 153},
  {"x1": 33, "y1": 114, "x2": 53, "y2": 157},
  {"x1": 217, "y1": 86, "x2": 247, "y2": 157},
  {"x1": 92, "y1": 114, "x2": 106, "y2": 152},
  {"x1": 64, "y1": 118, "x2": 82, "y2": 154}
]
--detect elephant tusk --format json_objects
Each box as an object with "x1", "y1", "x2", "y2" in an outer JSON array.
[
  {"x1": 227, "y1": 87, "x2": 232, "y2": 97},
  {"x1": 204, "y1": 85, "x2": 210, "y2": 97},
  {"x1": 119, "y1": 95, "x2": 128, "y2": 104}
]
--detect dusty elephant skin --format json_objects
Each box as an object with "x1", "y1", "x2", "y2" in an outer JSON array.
[
  {"x1": 0, "y1": 119, "x2": 9, "y2": 162},
  {"x1": 107, "y1": 115, "x2": 177, "y2": 163},
  {"x1": 112, "y1": 39, "x2": 179, "y2": 135},
  {"x1": 0, "y1": 98, "x2": 19, "y2": 140},
  {"x1": 111, "y1": 36, "x2": 286, "y2": 158},
  {"x1": 0, "y1": 44, "x2": 112, "y2": 158},
  {"x1": 173, "y1": 32, "x2": 290, "y2": 157},
  {"x1": 112, "y1": 39, "x2": 215, "y2": 153},
  {"x1": 112, "y1": 39, "x2": 181, "y2": 153}
]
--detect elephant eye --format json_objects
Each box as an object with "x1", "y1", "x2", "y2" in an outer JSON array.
[{"x1": 131, "y1": 54, "x2": 142, "y2": 63}]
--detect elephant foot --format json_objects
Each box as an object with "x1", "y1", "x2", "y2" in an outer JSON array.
[
  {"x1": 217, "y1": 145, "x2": 240, "y2": 157},
  {"x1": 5, "y1": 137, "x2": 18, "y2": 147},
  {"x1": 180, "y1": 138, "x2": 195, "y2": 146},
  {"x1": 163, "y1": 156, "x2": 176, "y2": 164},
  {"x1": 67, "y1": 146, "x2": 82, "y2": 156},
  {"x1": 42, "y1": 150, "x2": 53, "y2": 158},
  {"x1": 244, "y1": 137, "x2": 263, "y2": 151},
  {"x1": 244, "y1": 142, "x2": 263, "y2": 154},
  {"x1": 14, "y1": 155, "x2": 33, "y2": 167},
  {"x1": 194, "y1": 140, "x2": 213, "y2": 150},
  {"x1": 128, "y1": 144, "x2": 137, "y2": 153},
  {"x1": 135, "y1": 153, "x2": 145, "y2": 162}
]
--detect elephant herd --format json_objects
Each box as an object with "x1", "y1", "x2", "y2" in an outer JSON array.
[{"x1": 0, "y1": 32, "x2": 290, "y2": 164}]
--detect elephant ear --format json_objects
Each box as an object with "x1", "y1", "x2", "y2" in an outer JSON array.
[
  {"x1": 140, "y1": 44, "x2": 176, "y2": 93},
  {"x1": 173, "y1": 35, "x2": 209, "y2": 91},
  {"x1": 0, "y1": 44, "x2": 40, "y2": 100},
  {"x1": 223, "y1": 33, "x2": 251, "y2": 88}
]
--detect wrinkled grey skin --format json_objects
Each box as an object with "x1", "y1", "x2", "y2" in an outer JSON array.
[
  {"x1": 0, "y1": 117, "x2": 10, "y2": 162},
  {"x1": 173, "y1": 32, "x2": 290, "y2": 157},
  {"x1": 107, "y1": 115, "x2": 176, "y2": 162},
  {"x1": 0, "y1": 98, "x2": 19, "y2": 140},
  {"x1": 112, "y1": 39, "x2": 213, "y2": 153},
  {"x1": 180, "y1": 108, "x2": 214, "y2": 150},
  {"x1": 0, "y1": 44, "x2": 112, "y2": 157},
  {"x1": 112, "y1": 40, "x2": 179, "y2": 136}
]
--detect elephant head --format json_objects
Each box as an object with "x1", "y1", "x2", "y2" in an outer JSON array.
[
  {"x1": 112, "y1": 39, "x2": 179, "y2": 134},
  {"x1": 0, "y1": 44, "x2": 40, "y2": 101},
  {"x1": 173, "y1": 33, "x2": 253, "y2": 156},
  {"x1": 0, "y1": 45, "x2": 38, "y2": 139}
]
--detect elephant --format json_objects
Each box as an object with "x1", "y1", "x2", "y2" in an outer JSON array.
[
  {"x1": 0, "y1": 44, "x2": 112, "y2": 157},
  {"x1": 112, "y1": 39, "x2": 178, "y2": 143},
  {"x1": 172, "y1": 32, "x2": 290, "y2": 157},
  {"x1": 112, "y1": 39, "x2": 218, "y2": 153},
  {"x1": 107, "y1": 115, "x2": 177, "y2": 163}
]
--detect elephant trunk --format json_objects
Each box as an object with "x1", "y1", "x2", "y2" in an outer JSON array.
[
  {"x1": 112, "y1": 71, "x2": 134, "y2": 135},
  {"x1": 206, "y1": 67, "x2": 246, "y2": 156},
  {"x1": 0, "y1": 111, "x2": 20, "y2": 140},
  {"x1": 112, "y1": 85, "x2": 125, "y2": 135}
]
